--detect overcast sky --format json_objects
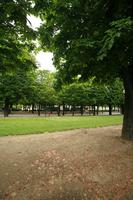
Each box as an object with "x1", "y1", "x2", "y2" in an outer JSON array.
[{"x1": 28, "y1": 15, "x2": 55, "y2": 72}]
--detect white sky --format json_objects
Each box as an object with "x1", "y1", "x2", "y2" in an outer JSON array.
[
  {"x1": 28, "y1": 15, "x2": 55, "y2": 72},
  {"x1": 36, "y1": 51, "x2": 55, "y2": 71}
]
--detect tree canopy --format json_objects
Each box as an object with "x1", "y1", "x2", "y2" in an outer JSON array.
[
  {"x1": 0, "y1": 0, "x2": 36, "y2": 72},
  {"x1": 35, "y1": 0, "x2": 133, "y2": 81},
  {"x1": 0, "y1": 0, "x2": 35, "y2": 39}
]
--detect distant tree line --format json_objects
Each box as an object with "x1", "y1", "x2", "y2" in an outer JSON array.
[{"x1": 0, "y1": 69, "x2": 124, "y2": 117}]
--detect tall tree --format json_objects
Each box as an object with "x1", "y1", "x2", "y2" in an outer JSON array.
[
  {"x1": 0, "y1": 0, "x2": 36, "y2": 72},
  {"x1": 0, "y1": 67, "x2": 36, "y2": 117},
  {"x1": 0, "y1": 0, "x2": 34, "y2": 38},
  {"x1": 28, "y1": 70, "x2": 57, "y2": 115},
  {"x1": 0, "y1": 1, "x2": 38, "y2": 115},
  {"x1": 35, "y1": 0, "x2": 133, "y2": 140},
  {"x1": 60, "y1": 83, "x2": 89, "y2": 115}
]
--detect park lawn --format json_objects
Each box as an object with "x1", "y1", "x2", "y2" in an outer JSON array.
[{"x1": 0, "y1": 115, "x2": 123, "y2": 136}]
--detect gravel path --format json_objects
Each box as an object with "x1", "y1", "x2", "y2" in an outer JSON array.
[{"x1": 0, "y1": 126, "x2": 133, "y2": 200}]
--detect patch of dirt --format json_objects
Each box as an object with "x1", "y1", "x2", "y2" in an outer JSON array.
[{"x1": 0, "y1": 126, "x2": 133, "y2": 200}]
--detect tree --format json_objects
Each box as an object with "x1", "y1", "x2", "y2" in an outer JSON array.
[
  {"x1": 0, "y1": 0, "x2": 34, "y2": 39},
  {"x1": 0, "y1": 0, "x2": 36, "y2": 72},
  {"x1": 0, "y1": 1, "x2": 38, "y2": 115},
  {"x1": 60, "y1": 83, "x2": 89, "y2": 115},
  {"x1": 104, "y1": 79, "x2": 124, "y2": 115},
  {"x1": 35, "y1": 0, "x2": 133, "y2": 140},
  {"x1": 59, "y1": 82, "x2": 103, "y2": 116},
  {"x1": 0, "y1": 68, "x2": 36, "y2": 117},
  {"x1": 88, "y1": 86, "x2": 105, "y2": 116},
  {"x1": 26, "y1": 70, "x2": 58, "y2": 116}
]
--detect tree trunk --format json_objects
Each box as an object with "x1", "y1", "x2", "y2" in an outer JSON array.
[
  {"x1": 4, "y1": 99, "x2": 10, "y2": 117},
  {"x1": 108, "y1": 104, "x2": 112, "y2": 115},
  {"x1": 32, "y1": 104, "x2": 34, "y2": 114},
  {"x1": 57, "y1": 105, "x2": 60, "y2": 116},
  {"x1": 62, "y1": 103, "x2": 65, "y2": 116},
  {"x1": 9, "y1": 104, "x2": 12, "y2": 114},
  {"x1": 50, "y1": 105, "x2": 53, "y2": 114},
  {"x1": 120, "y1": 104, "x2": 124, "y2": 114},
  {"x1": 80, "y1": 105, "x2": 83, "y2": 116},
  {"x1": 96, "y1": 106, "x2": 99, "y2": 115},
  {"x1": 89, "y1": 106, "x2": 91, "y2": 115},
  {"x1": 122, "y1": 67, "x2": 133, "y2": 140},
  {"x1": 38, "y1": 104, "x2": 41, "y2": 116},
  {"x1": 72, "y1": 105, "x2": 75, "y2": 116},
  {"x1": 93, "y1": 105, "x2": 96, "y2": 116}
]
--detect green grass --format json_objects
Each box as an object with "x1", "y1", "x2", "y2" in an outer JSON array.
[{"x1": 0, "y1": 115, "x2": 123, "y2": 136}]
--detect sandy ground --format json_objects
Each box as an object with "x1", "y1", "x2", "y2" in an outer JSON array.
[{"x1": 0, "y1": 126, "x2": 133, "y2": 200}]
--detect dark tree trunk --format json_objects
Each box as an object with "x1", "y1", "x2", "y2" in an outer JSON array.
[
  {"x1": 57, "y1": 105, "x2": 60, "y2": 116},
  {"x1": 122, "y1": 67, "x2": 133, "y2": 140},
  {"x1": 108, "y1": 104, "x2": 112, "y2": 115},
  {"x1": 32, "y1": 104, "x2": 34, "y2": 114},
  {"x1": 93, "y1": 105, "x2": 96, "y2": 116},
  {"x1": 80, "y1": 105, "x2": 83, "y2": 116},
  {"x1": 4, "y1": 99, "x2": 10, "y2": 117},
  {"x1": 89, "y1": 106, "x2": 91, "y2": 115},
  {"x1": 62, "y1": 103, "x2": 65, "y2": 116},
  {"x1": 72, "y1": 105, "x2": 75, "y2": 116},
  {"x1": 38, "y1": 104, "x2": 41, "y2": 116},
  {"x1": 96, "y1": 106, "x2": 99, "y2": 115},
  {"x1": 49, "y1": 105, "x2": 53, "y2": 114},
  {"x1": 120, "y1": 104, "x2": 124, "y2": 115}
]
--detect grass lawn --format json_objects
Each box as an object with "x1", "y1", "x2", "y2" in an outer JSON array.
[{"x1": 0, "y1": 115, "x2": 123, "y2": 136}]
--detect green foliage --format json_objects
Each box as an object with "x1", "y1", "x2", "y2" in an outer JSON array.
[
  {"x1": 0, "y1": 0, "x2": 35, "y2": 39},
  {"x1": 35, "y1": 0, "x2": 133, "y2": 81},
  {"x1": 22, "y1": 69, "x2": 58, "y2": 107},
  {"x1": 60, "y1": 83, "x2": 88, "y2": 106},
  {"x1": 0, "y1": 0, "x2": 36, "y2": 72},
  {"x1": 34, "y1": 70, "x2": 58, "y2": 105},
  {"x1": 0, "y1": 68, "x2": 36, "y2": 106},
  {"x1": 104, "y1": 79, "x2": 124, "y2": 106},
  {"x1": 59, "y1": 79, "x2": 124, "y2": 107},
  {"x1": 98, "y1": 17, "x2": 133, "y2": 64},
  {"x1": 0, "y1": 67, "x2": 59, "y2": 113},
  {"x1": 0, "y1": 40, "x2": 36, "y2": 73}
]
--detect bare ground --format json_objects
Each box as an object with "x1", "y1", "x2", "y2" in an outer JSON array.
[{"x1": 0, "y1": 126, "x2": 133, "y2": 200}]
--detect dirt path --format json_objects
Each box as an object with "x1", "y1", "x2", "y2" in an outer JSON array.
[{"x1": 0, "y1": 126, "x2": 133, "y2": 200}]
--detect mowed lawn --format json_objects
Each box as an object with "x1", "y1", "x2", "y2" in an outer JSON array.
[{"x1": 0, "y1": 115, "x2": 123, "y2": 136}]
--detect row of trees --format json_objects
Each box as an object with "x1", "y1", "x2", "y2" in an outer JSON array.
[
  {"x1": 60, "y1": 80, "x2": 124, "y2": 116},
  {"x1": 0, "y1": 69, "x2": 124, "y2": 117}
]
